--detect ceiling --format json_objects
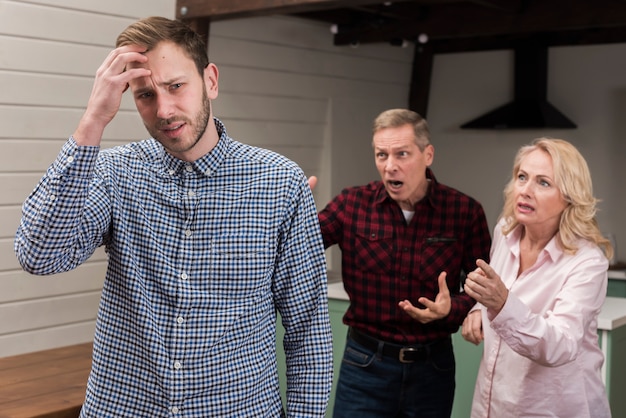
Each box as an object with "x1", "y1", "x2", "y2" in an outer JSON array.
[
  {"x1": 175, "y1": 0, "x2": 626, "y2": 127},
  {"x1": 176, "y1": 0, "x2": 626, "y2": 50}
]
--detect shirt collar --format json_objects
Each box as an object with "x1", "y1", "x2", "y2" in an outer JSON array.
[
  {"x1": 505, "y1": 222, "x2": 565, "y2": 263},
  {"x1": 160, "y1": 117, "x2": 231, "y2": 178}
]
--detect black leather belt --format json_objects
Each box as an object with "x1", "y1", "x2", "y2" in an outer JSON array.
[{"x1": 349, "y1": 328, "x2": 451, "y2": 363}]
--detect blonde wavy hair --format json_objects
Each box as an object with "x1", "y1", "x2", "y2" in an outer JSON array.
[{"x1": 500, "y1": 138, "x2": 613, "y2": 260}]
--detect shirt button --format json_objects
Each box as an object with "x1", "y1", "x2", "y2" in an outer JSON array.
[
  {"x1": 168, "y1": 169, "x2": 175, "y2": 175},
  {"x1": 205, "y1": 169, "x2": 211, "y2": 176},
  {"x1": 67, "y1": 156, "x2": 74, "y2": 163},
  {"x1": 171, "y1": 406, "x2": 180, "y2": 413},
  {"x1": 188, "y1": 190, "x2": 195, "y2": 197},
  {"x1": 49, "y1": 194, "x2": 56, "y2": 201},
  {"x1": 185, "y1": 165, "x2": 193, "y2": 172},
  {"x1": 176, "y1": 316, "x2": 184, "y2": 324},
  {"x1": 174, "y1": 361, "x2": 182, "y2": 370},
  {"x1": 185, "y1": 229, "x2": 192, "y2": 237},
  {"x1": 180, "y1": 273, "x2": 188, "y2": 280}
]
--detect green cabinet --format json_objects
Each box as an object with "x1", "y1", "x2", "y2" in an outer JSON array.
[
  {"x1": 278, "y1": 295, "x2": 626, "y2": 417},
  {"x1": 275, "y1": 299, "x2": 348, "y2": 416},
  {"x1": 277, "y1": 298, "x2": 480, "y2": 417},
  {"x1": 325, "y1": 299, "x2": 482, "y2": 418}
]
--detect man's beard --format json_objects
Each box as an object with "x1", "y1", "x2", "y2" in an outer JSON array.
[{"x1": 147, "y1": 87, "x2": 211, "y2": 155}]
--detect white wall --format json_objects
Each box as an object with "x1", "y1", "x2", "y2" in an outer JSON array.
[
  {"x1": 0, "y1": 0, "x2": 174, "y2": 357},
  {"x1": 427, "y1": 46, "x2": 626, "y2": 259}
]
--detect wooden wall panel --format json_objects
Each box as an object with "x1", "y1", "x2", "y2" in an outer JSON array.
[
  {"x1": 22, "y1": 0, "x2": 174, "y2": 17},
  {"x1": 0, "y1": 0, "x2": 176, "y2": 357},
  {"x1": 0, "y1": 206, "x2": 21, "y2": 238},
  {"x1": 0, "y1": 292, "x2": 100, "y2": 335},
  {"x1": 0, "y1": 1, "x2": 135, "y2": 46},
  {"x1": 0, "y1": 106, "x2": 145, "y2": 140},
  {"x1": 210, "y1": 35, "x2": 412, "y2": 81},
  {"x1": 0, "y1": 322, "x2": 97, "y2": 357},
  {"x1": 216, "y1": 66, "x2": 407, "y2": 101},
  {"x1": 0, "y1": 71, "x2": 138, "y2": 111},
  {"x1": 0, "y1": 262, "x2": 106, "y2": 303},
  {"x1": 0, "y1": 240, "x2": 108, "y2": 271}
]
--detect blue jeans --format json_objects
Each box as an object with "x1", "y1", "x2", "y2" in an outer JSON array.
[{"x1": 332, "y1": 330, "x2": 455, "y2": 418}]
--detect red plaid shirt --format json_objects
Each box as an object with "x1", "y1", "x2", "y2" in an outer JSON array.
[{"x1": 319, "y1": 169, "x2": 491, "y2": 344}]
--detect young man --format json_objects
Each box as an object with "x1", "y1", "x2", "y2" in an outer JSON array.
[
  {"x1": 15, "y1": 16, "x2": 332, "y2": 417},
  {"x1": 317, "y1": 109, "x2": 491, "y2": 417}
]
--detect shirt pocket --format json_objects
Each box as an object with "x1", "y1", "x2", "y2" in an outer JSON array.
[
  {"x1": 354, "y1": 227, "x2": 394, "y2": 274},
  {"x1": 421, "y1": 235, "x2": 459, "y2": 267},
  {"x1": 209, "y1": 232, "x2": 275, "y2": 298}
]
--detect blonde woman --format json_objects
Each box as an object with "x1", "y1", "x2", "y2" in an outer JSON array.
[{"x1": 462, "y1": 138, "x2": 613, "y2": 418}]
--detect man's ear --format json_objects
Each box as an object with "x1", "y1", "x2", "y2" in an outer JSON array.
[
  {"x1": 204, "y1": 63, "x2": 219, "y2": 99},
  {"x1": 425, "y1": 144, "x2": 435, "y2": 167}
]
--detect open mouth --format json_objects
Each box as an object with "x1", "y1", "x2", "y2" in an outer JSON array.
[
  {"x1": 387, "y1": 180, "x2": 403, "y2": 190},
  {"x1": 517, "y1": 202, "x2": 534, "y2": 212}
]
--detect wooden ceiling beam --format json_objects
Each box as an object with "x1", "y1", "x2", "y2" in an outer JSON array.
[
  {"x1": 467, "y1": 0, "x2": 524, "y2": 13},
  {"x1": 430, "y1": 26, "x2": 626, "y2": 54},
  {"x1": 333, "y1": 0, "x2": 626, "y2": 45},
  {"x1": 176, "y1": 0, "x2": 378, "y2": 21}
]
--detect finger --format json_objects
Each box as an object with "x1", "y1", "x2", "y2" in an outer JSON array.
[
  {"x1": 476, "y1": 259, "x2": 496, "y2": 279},
  {"x1": 461, "y1": 322, "x2": 479, "y2": 344},
  {"x1": 308, "y1": 175, "x2": 318, "y2": 190},
  {"x1": 465, "y1": 312, "x2": 483, "y2": 344},
  {"x1": 464, "y1": 275, "x2": 480, "y2": 294},
  {"x1": 462, "y1": 327, "x2": 480, "y2": 345},
  {"x1": 399, "y1": 299, "x2": 421, "y2": 316},
  {"x1": 417, "y1": 296, "x2": 435, "y2": 311},
  {"x1": 399, "y1": 300, "x2": 430, "y2": 322},
  {"x1": 100, "y1": 45, "x2": 147, "y2": 76},
  {"x1": 437, "y1": 271, "x2": 449, "y2": 295}
]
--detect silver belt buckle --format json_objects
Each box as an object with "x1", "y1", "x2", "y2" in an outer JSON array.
[{"x1": 399, "y1": 347, "x2": 418, "y2": 363}]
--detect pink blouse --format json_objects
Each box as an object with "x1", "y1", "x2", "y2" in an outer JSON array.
[{"x1": 471, "y1": 220, "x2": 611, "y2": 418}]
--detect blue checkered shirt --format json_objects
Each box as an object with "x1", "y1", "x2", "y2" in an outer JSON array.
[{"x1": 15, "y1": 118, "x2": 333, "y2": 417}]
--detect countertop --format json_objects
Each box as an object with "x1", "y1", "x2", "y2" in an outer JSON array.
[
  {"x1": 608, "y1": 269, "x2": 626, "y2": 280},
  {"x1": 327, "y1": 281, "x2": 349, "y2": 301},
  {"x1": 599, "y1": 297, "x2": 626, "y2": 330}
]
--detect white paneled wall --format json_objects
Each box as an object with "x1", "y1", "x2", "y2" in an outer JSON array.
[
  {"x1": 0, "y1": 0, "x2": 174, "y2": 357},
  {"x1": 0, "y1": 2, "x2": 413, "y2": 356},
  {"x1": 209, "y1": 15, "x2": 413, "y2": 203}
]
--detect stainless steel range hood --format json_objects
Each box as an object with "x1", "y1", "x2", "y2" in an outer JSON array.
[{"x1": 461, "y1": 43, "x2": 576, "y2": 130}]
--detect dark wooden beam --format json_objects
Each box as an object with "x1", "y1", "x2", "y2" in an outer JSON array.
[
  {"x1": 176, "y1": 0, "x2": 379, "y2": 21},
  {"x1": 334, "y1": 0, "x2": 626, "y2": 45},
  {"x1": 467, "y1": 0, "x2": 524, "y2": 12},
  {"x1": 430, "y1": 26, "x2": 626, "y2": 54},
  {"x1": 408, "y1": 43, "x2": 434, "y2": 117}
]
